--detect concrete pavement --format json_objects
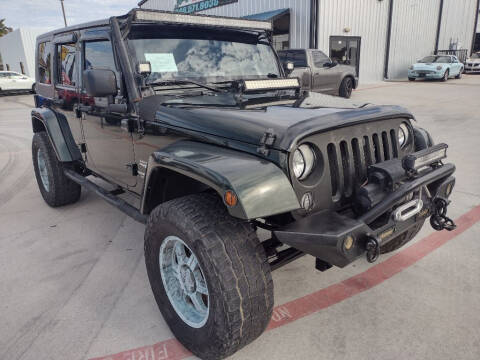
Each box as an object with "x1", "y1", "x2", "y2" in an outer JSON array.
[{"x1": 0, "y1": 75, "x2": 479, "y2": 360}]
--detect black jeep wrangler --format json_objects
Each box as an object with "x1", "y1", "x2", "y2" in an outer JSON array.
[{"x1": 32, "y1": 9, "x2": 456, "y2": 360}]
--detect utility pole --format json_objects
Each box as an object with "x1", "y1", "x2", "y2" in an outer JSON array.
[{"x1": 60, "y1": 0, "x2": 67, "y2": 27}]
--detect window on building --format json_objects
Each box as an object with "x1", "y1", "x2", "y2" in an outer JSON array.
[
  {"x1": 57, "y1": 43, "x2": 77, "y2": 86},
  {"x1": 312, "y1": 51, "x2": 330, "y2": 67},
  {"x1": 38, "y1": 42, "x2": 52, "y2": 84}
]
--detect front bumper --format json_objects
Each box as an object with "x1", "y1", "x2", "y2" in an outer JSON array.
[
  {"x1": 274, "y1": 156, "x2": 455, "y2": 268},
  {"x1": 408, "y1": 70, "x2": 444, "y2": 79},
  {"x1": 465, "y1": 65, "x2": 480, "y2": 72}
]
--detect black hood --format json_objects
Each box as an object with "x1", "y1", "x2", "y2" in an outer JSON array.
[{"x1": 140, "y1": 92, "x2": 413, "y2": 151}]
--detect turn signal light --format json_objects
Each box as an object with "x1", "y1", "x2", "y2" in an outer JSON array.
[
  {"x1": 344, "y1": 235, "x2": 354, "y2": 251},
  {"x1": 224, "y1": 190, "x2": 238, "y2": 207}
]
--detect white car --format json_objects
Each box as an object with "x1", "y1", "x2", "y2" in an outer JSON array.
[
  {"x1": 0, "y1": 71, "x2": 36, "y2": 93},
  {"x1": 465, "y1": 52, "x2": 480, "y2": 73}
]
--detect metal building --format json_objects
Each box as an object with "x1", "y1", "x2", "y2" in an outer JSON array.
[
  {"x1": 0, "y1": 28, "x2": 50, "y2": 77},
  {"x1": 139, "y1": 0, "x2": 480, "y2": 83}
]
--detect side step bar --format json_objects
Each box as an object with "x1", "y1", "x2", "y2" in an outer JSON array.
[{"x1": 64, "y1": 169, "x2": 147, "y2": 224}]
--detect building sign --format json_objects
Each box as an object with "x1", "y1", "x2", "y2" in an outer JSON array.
[{"x1": 174, "y1": 0, "x2": 238, "y2": 14}]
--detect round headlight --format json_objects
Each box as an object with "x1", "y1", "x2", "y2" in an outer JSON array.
[
  {"x1": 398, "y1": 123, "x2": 410, "y2": 148},
  {"x1": 292, "y1": 144, "x2": 315, "y2": 180}
]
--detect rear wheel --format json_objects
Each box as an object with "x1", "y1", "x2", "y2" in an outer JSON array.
[
  {"x1": 145, "y1": 194, "x2": 274, "y2": 359},
  {"x1": 441, "y1": 69, "x2": 449, "y2": 82},
  {"x1": 32, "y1": 132, "x2": 81, "y2": 207},
  {"x1": 339, "y1": 77, "x2": 354, "y2": 98}
]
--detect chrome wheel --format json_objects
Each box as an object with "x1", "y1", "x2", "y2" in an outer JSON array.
[
  {"x1": 159, "y1": 235, "x2": 209, "y2": 328},
  {"x1": 37, "y1": 148, "x2": 50, "y2": 192}
]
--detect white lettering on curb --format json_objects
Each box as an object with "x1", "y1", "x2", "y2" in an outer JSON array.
[{"x1": 271, "y1": 306, "x2": 291, "y2": 322}]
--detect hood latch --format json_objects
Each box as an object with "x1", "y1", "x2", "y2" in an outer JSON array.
[{"x1": 257, "y1": 128, "x2": 276, "y2": 156}]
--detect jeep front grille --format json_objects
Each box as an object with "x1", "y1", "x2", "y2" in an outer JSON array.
[
  {"x1": 326, "y1": 130, "x2": 399, "y2": 201},
  {"x1": 289, "y1": 118, "x2": 412, "y2": 213}
]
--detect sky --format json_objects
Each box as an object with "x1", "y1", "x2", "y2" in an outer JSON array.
[{"x1": 0, "y1": 0, "x2": 142, "y2": 30}]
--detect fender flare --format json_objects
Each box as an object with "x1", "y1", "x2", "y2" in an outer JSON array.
[
  {"x1": 140, "y1": 141, "x2": 300, "y2": 220},
  {"x1": 31, "y1": 107, "x2": 82, "y2": 162}
]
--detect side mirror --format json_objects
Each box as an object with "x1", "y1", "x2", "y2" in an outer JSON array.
[
  {"x1": 283, "y1": 61, "x2": 294, "y2": 74},
  {"x1": 83, "y1": 69, "x2": 117, "y2": 97}
]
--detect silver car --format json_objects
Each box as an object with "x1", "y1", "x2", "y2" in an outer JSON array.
[
  {"x1": 465, "y1": 52, "x2": 480, "y2": 73},
  {"x1": 278, "y1": 49, "x2": 358, "y2": 98}
]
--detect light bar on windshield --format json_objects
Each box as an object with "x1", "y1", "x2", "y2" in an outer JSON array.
[
  {"x1": 134, "y1": 10, "x2": 272, "y2": 31},
  {"x1": 243, "y1": 78, "x2": 300, "y2": 92}
]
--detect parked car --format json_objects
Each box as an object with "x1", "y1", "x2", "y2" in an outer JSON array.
[
  {"x1": 408, "y1": 55, "x2": 464, "y2": 81},
  {"x1": 464, "y1": 52, "x2": 480, "y2": 73},
  {"x1": 32, "y1": 9, "x2": 457, "y2": 360},
  {"x1": 278, "y1": 49, "x2": 358, "y2": 98},
  {"x1": 0, "y1": 71, "x2": 35, "y2": 93}
]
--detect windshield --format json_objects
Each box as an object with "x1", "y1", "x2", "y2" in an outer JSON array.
[
  {"x1": 128, "y1": 26, "x2": 281, "y2": 83},
  {"x1": 471, "y1": 53, "x2": 480, "y2": 59},
  {"x1": 419, "y1": 56, "x2": 451, "y2": 63}
]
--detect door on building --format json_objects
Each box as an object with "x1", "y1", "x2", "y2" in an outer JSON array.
[{"x1": 329, "y1": 36, "x2": 361, "y2": 77}]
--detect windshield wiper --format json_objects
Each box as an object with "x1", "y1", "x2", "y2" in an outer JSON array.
[{"x1": 147, "y1": 79, "x2": 224, "y2": 93}]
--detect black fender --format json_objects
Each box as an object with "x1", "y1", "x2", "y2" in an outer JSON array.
[
  {"x1": 140, "y1": 141, "x2": 300, "y2": 220},
  {"x1": 413, "y1": 126, "x2": 434, "y2": 151},
  {"x1": 31, "y1": 107, "x2": 82, "y2": 162}
]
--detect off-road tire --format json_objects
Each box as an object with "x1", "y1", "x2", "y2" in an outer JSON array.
[
  {"x1": 441, "y1": 69, "x2": 449, "y2": 82},
  {"x1": 339, "y1": 76, "x2": 354, "y2": 98},
  {"x1": 32, "y1": 132, "x2": 81, "y2": 207},
  {"x1": 380, "y1": 219, "x2": 425, "y2": 254},
  {"x1": 144, "y1": 194, "x2": 274, "y2": 360},
  {"x1": 455, "y1": 68, "x2": 463, "y2": 79}
]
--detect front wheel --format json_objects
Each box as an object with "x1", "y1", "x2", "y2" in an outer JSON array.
[
  {"x1": 455, "y1": 68, "x2": 463, "y2": 79},
  {"x1": 145, "y1": 194, "x2": 274, "y2": 359},
  {"x1": 441, "y1": 69, "x2": 449, "y2": 82},
  {"x1": 339, "y1": 77, "x2": 354, "y2": 98}
]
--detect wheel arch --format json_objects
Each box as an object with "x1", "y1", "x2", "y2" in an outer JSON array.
[
  {"x1": 31, "y1": 107, "x2": 82, "y2": 162},
  {"x1": 140, "y1": 141, "x2": 300, "y2": 220}
]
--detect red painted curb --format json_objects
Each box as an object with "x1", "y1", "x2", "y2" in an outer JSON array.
[{"x1": 90, "y1": 205, "x2": 480, "y2": 360}]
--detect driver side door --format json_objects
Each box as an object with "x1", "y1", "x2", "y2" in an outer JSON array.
[
  {"x1": 311, "y1": 51, "x2": 337, "y2": 94},
  {"x1": 80, "y1": 39, "x2": 136, "y2": 187}
]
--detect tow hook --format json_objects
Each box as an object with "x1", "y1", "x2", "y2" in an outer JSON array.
[
  {"x1": 430, "y1": 197, "x2": 456, "y2": 231},
  {"x1": 366, "y1": 237, "x2": 380, "y2": 263}
]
